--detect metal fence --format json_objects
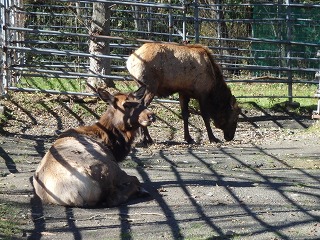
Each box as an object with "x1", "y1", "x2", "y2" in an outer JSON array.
[{"x1": 1, "y1": 0, "x2": 320, "y2": 100}]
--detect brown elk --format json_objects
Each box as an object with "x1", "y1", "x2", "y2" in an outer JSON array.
[
  {"x1": 126, "y1": 43, "x2": 241, "y2": 144},
  {"x1": 33, "y1": 86, "x2": 155, "y2": 207}
]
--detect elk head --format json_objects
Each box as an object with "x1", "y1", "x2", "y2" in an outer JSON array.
[{"x1": 97, "y1": 86, "x2": 156, "y2": 131}]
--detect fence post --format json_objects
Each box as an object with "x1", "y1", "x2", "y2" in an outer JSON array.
[
  {"x1": 285, "y1": 0, "x2": 293, "y2": 104},
  {"x1": 182, "y1": 0, "x2": 187, "y2": 42},
  {"x1": 0, "y1": 0, "x2": 4, "y2": 96},
  {"x1": 193, "y1": 0, "x2": 199, "y2": 43},
  {"x1": 147, "y1": 5, "x2": 152, "y2": 32},
  {"x1": 312, "y1": 50, "x2": 320, "y2": 119},
  {"x1": 168, "y1": 2, "x2": 173, "y2": 42},
  {"x1": 216, "y1": 0, "x2": 223, "y2": 57},
  {"x1": 0, "y1": 0, "x2": 9, "y2": 97}
]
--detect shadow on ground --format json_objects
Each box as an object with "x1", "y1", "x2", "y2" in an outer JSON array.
[{"x1": 0, "y1": 95, "x2": 319, "y2": 239}]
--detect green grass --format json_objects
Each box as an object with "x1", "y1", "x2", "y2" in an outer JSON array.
[
  {"x1": 0, "y1": 203, "x2": 24, "y2": 238},
  {"x1": 0, "y1": 114, "x2": 8, "y2": 125},
  {"x1": 17, "y1": 77, "x2": 86, "y2": 92},
  {"x1": 115, "y1": 81, "x2": 317, "y2": 111},
  {"x1": 306, "y1": 120, "x2": 320, "y2": 133},
  {"x1": 229, "y1": 83, "x2": 318, "y2": 109},
  {"x1": 17, "y1": 78, "x2": 318, "y2": 111}
]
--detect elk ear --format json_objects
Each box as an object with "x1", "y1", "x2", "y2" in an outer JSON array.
[
  {"x1": 133, "y1": 85, "x2": 146, "y2": 101},
  {"x1": 230, "y1": 95, "x2": 241, "y2": 113},
  {"x1": 96, "y1": 88, "x2": 115, "y2": 105},
  {"x1": 230, "y1": 95, "x2": 237, "y2": 107}
]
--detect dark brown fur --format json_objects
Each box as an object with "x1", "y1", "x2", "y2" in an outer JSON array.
[
  {"x1": 126, "y1": 43, "x2": 241, "y2": 144},
  {"x1": 33, "y1": 87, "x2": 155, "y2": 207}
]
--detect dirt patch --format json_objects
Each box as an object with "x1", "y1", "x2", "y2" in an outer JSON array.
[{"x1": 0, "y1": 92, "x2": 320, "y2": 239}]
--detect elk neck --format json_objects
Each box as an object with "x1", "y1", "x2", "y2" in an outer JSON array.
[{"x1": 59, "y1": 109, "x2": 138, "y2": 162}]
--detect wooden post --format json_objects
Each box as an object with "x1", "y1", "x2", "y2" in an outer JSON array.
[{"x1": 88, "y1": 2, "x2": 114, "y2": 89}]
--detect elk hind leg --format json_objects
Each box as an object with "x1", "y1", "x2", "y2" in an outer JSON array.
[{"x1": 106, "y1": 175, "x2": 145, "y2": 207}]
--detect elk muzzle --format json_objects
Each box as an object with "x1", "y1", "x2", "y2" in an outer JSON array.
[{"x1": 139, "y1": 109, "x2": 156, "y2": 127}]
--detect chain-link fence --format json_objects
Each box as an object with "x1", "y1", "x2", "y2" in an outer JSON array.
[{"x1": 1, "y1": 0, "x2": 320, "y2": 100}]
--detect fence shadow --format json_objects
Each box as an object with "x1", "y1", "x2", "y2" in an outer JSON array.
[
  {"x1": 127, "y1": 142, "x2": 319, "y2": 239},
  {"x1": 0, "y1": 130, "x2": 318, "y2": 239},
  {"x1": 0, "y1": 146, "x2": 18, "y2": 173},
  {"x1": 28, "y1": 177, "x2": 45, "y2": 240},
  {"x1": 0, "y1": 94, "x2": 318, "y2": 239},
  {"x1": 130, "y1": 148, "x2": 184, "y2": 239},
  {"x1": 240, "y1": 101, "x2": 313, "y2": 129}
]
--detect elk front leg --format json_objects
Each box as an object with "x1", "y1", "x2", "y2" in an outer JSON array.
[
  {"x1": 140, "y1": 126, "x2": 153, "y2": 145},
  {"x1": 179, "y1": 94, "x2": 194, "y2": 144},
  {"x1": 199, "y1": 99, "x2": 220, "y2": 143},
  {"x1": 140, "y1": 90, "x2": 155, "y2": 145}
]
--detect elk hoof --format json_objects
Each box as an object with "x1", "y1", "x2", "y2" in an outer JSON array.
[
  {"x1": 137, "y1": 187, "x2": 150, "y2": 198},
  {"x1": 210, "y1": 137, "x2": 221, "y2": 143},
  {"x1": 137, "y1": 138, "x2": 153, "y2": 148},
  {"x1": 185, "y1": 136, "x2": 196, "y2": 144},
  {"x1": 143, "y1": 139, "x2": 153, "y2": 146},
  {"x1": 54, "y1": 130, "x2": 62, "y2": 136}
]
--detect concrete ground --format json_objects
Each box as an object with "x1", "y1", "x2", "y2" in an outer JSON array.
[
  {"x1": 0, "y1": 131, "x2": 319, "y2": 239},
  {"x1": 0, "y1": 95, "x2": 319, "y2": 240}
]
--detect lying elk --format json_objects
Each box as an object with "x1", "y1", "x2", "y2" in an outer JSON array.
[
  {"x1": 126, "y1": 43, "x2": 241, "y2": 144},
  {"x1": 33, "y1": 86, "x2": 155, "y2": 207}
]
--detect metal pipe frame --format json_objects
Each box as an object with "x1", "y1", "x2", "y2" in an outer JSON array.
[{"x1": 1, "y1": 0, "x2": 319, "y2": 102}]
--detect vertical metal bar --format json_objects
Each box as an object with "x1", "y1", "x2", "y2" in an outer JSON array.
[
  {"x1": 168, "y1": 3, "x2": 173, "y2": 42},
  {"x1": 1, "y1": 0, "x2": 10, "y2": 97},
  {"x1": 147, "y1": 6, "x2": 151, "y2": 32},
  {"x1": 0, "y1": 0, "x2": 4, "y2": 96},
  {"x1": 286, "y1": 0, "x2": 293, "y2": 103},
  {"x1": 314, "y1": 50, "x2": 320, "y2": 117},
  {"x1": 216, "y1": 0, "x2": 223, "y2": 57},
  {"x1": 194, "y1": 0, "x2": 199, "y2": 43},
  {"x1": 182, "y1": 0, "x2": 186, "y2": 42},
  {"x1": 12, "y1": 0, "x2": 23, "y2": 85}
]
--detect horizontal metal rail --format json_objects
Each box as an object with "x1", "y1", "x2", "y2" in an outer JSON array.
[
  {"x1": 7, "y1": 87, "x2": 97, "y2": 97},
  {"x1": 10, "y1": 63, "x2": 318, "y2": 75},
  {"x1": 196, "y1": 2, "x2": 320, "y2": 7},
  {"x1": 12, "y1": 67, "x2": 129, "y2": 80},
  {"x1": 6, "y1": 26, "x2": 174, "y2": 44},
  {"x1": 7, "y1": 87, "x2": 316, "y2": 101},
  {"x1": 6, "y1": 45, "x2": 318, "y2": 74},
  {"x1": 8, "y1": 26, "x2": 320, "y2": 48},
  {"x1": 6, "y1": 46, "x2": 127, "y2": 60},
  {"x1": 59, "y1": 0, "x2": 185, "y2": 10}
]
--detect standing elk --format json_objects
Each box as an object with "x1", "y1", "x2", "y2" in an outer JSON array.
[
  {"x1": 33, "y1": 86, "x2": 155, "y2": 207},
  {"x1": 126, "y1": 43, "x2": 241, "y2": 144}
]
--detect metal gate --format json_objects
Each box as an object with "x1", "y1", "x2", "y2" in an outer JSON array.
[{"x1": 1, "y1": 0, "x2": 320, "y2": 100}]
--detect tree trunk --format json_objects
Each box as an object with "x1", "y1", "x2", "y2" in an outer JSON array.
[{"x1": 88, "y1": 2, "x2": 114, "y2": 90}]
